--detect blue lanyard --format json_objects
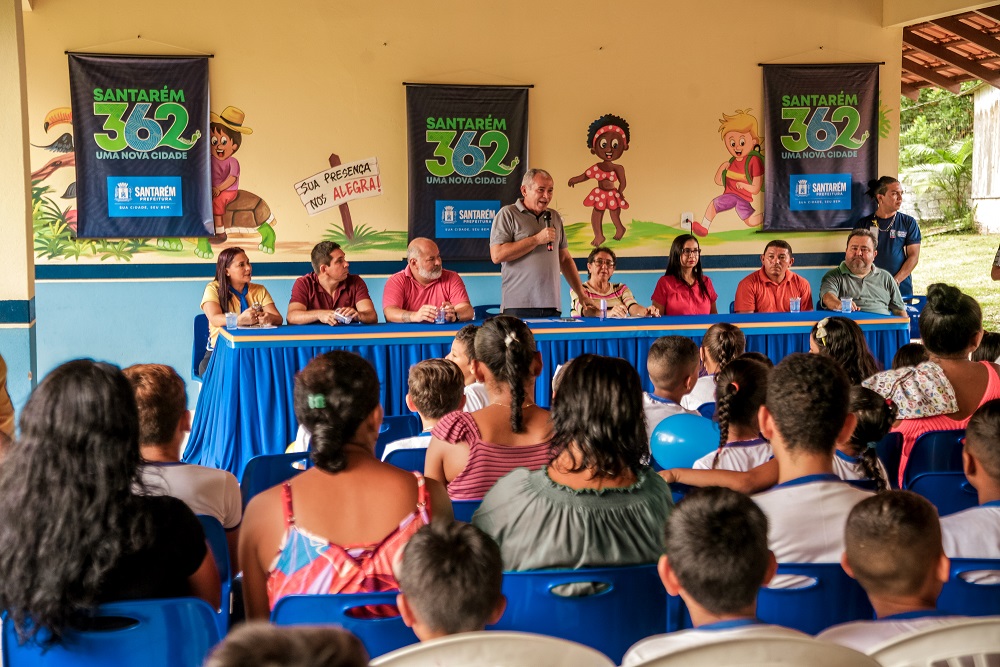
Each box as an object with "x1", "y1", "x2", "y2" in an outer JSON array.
[{"x1": 228, "y1": 284, "x2": 250, "y2": 312}]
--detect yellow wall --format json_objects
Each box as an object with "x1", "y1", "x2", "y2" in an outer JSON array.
[
  {"x1": 22, "y1": 0, "x2": 906, "y2": 262},
  {"x1": 883, "y1": 0, "x2": 995, "y2": 27}
]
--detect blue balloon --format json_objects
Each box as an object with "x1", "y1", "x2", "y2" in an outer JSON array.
[{"x1": 650, "y1": 413, "x2": 721, "y2": 470}]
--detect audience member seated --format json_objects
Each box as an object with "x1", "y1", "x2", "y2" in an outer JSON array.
[
  {"x1": 751, "y1": 354, "x2": 872, "y2": 578},
  {"x1": 939, "y1": 399, "x2": 1000, "y2": 575},
  {"x1": 740, "y1": 351, "x2": 774, "y2": 367},
  {"x1": 818, "y1": 491, "x2": 961, "y2": 653},
  {"x1": 693, "y1": 358, "x2": 771, "y2": 471},
  {"x1": 204, "y1": 622, "x2": 368, "y2": 667},
  {"x1": 0, "y1": 360, "x2": 219, "y2": 647},
  {"x1": 665, "y1": 381, "x2": 893, "y2": 493},
  {"x1": 124, "y1": 363, "x2": 242, "y2": 570},
  {"x1": 446, "y1": 324, "x2": 490, "y2": 412},
  {"x1": 972, "y1": 330, "x2": 1000, "y2": 364},
  {"x1": 425, "y1": 316, "x2": 552, "y2": 500},
  {"x1": 733, "y1": 240, "x2": 813, "y2": 313},
  {"x1": 383, "y1": 238, "x2": 473, "y2": 323},
  {"x1": 819, "y1": 228, "x2": 905, "y2": 316},
  {"x1": 570, "y1": 246, "x2": 659, "y2": 317},
  {"x1": 395, "y1": 521, "x2": 505, "y2": 641},
  {"x1": 681, "y1": 322, "x2": 745, "y2": 410},
  {"x1": 199, "y1": 247, "x2": 283, "y2": 376},
  {"x1": 650, "y1": 234, "x2": 718, "y2": 315},
  {"x1": 810, "y1": 316, "x2": 880, "y2": 385},
  {"x1": 239, "y1": 351, "x2": 453, "y2": 620},
  {"x1": 473, "y1": 354, "x2": 673, "y2": 571},
  {"x1": 643, "y1": 336, "x2": 700, "y2": 443},
  {"x1": 621, "y1": 487, "x2": 807, "y2": 665},
  {"x1": 892, "y1": 284, "x2": 1000, "y2": 475},
  {"x1": 286, "y1": 241, "x2": 377, "y2": 325},
  {"x1": 382, "y1": 359, "x2": 465, "y2": 461},
  {"x1": 892, "y1": 342, "x2": 929, "y2": 370}
]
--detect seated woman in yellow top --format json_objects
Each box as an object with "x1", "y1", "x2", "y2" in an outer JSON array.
[
  {"x1": 570, "y1": 246, "x2": 659, "y2": 317},
  {"x1": 199, "y1": 247, "x2": 283, "y2": 375}
]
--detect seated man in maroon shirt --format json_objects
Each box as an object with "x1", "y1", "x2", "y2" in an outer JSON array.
[
  {"x1": 383, "y1": 237, "x2": 475, "y2": 323},
  {"x1": 287, "y1": 241, "x2": 378, "y2": 325}
]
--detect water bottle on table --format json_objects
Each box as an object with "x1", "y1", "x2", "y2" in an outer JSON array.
[
  {"x1": 789, "y1": 297, "x2": 801, "y2": 313},
  {"x1": 435, "y1": 305, "x2": 447, "y2": 324}
]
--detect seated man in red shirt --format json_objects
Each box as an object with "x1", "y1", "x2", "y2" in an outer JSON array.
[
  {"x1": 733, "y1": 240, "x2": 813, "y2": 313},
  {"x1": 383, "y1": 238, "x2": 474, "y2": 323},
  {"x1": 287, "y1": 241, "x2": 378, "y2": 325}
]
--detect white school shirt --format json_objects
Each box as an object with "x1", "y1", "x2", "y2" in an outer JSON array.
[
  {"x1": 140, "y1": 462, "x2": 242, "y2": 529},
  {"x1": 693, "y1": 437, "x2": 772, "y2": 471},
  {"x1": 940, "y1": 502, "x2": 1000, "y2": 584},
  {"x1": 832, "y1": 449, "x2": 890, "y2": 483},
  {"x1": 817, "y1": 610, "x2": 967, "y2": 654},
  {"x1": 643, "y1": 392, "x2": 699, "y2": 443},
  {"x1": 621, "y1": 619, "x2": 808, "y2": 666},
  {"x1": 753, "y1": 474, "x2": 873, "y2": 565},
  {"x1": 463, "y1": 382, "x2": 489, "y2": 412},
  {"x1": 380, "y1": 432, "x2": 432, "y2": 461},
  {"x1": 681, "y1": 374, "x2": 716, "y2": 410}
]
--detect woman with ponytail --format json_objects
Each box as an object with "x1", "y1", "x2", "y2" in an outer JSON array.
[
  {"x1": 425, "y1": 316, "x2": 553, "y2": 500},
  {"x1": 239, "y1": 351, "x2": 453, "y2": 620},
  {"x1": 692, "y1": 358, "x2": 771, "y2": 471}
]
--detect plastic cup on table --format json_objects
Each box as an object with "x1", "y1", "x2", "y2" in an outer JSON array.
[
  {"x1": 840, "y1": 297, "x2": 853, "y2": 313},
  {"x1": 225, "y1": 312, "x2": 238, "y2": 329},
  {"x1": 789, "y1": 297, "x2": 801, "y2": 313}
]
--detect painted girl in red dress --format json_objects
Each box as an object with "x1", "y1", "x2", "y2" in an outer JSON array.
[{"x1": 568, "y1": 114, "x2": 631, "y2": 247}]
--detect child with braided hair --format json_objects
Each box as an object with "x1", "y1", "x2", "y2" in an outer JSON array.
[
  {"x1": 693, "y1": 358, "x2": 771, "y2": 471},
  {"x1": 567, "y1": 114, "x2": 631, "y2": 247},
  {"x1": 682, "y1": 323, "x2": 746, "y2": 410},
  {"x1": 834, "y1": 387, "x2": 893, "y2": 492}
]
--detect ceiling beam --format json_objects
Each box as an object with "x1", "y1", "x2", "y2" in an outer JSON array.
[
  {"x1": 901, "y1": 82, "x2": 923, "y2": 100},
  {"x1": 901, "y1": 56, "x2": 963, "y2": 92},
  {"x1": 932, "y1": 15, "x2": 1000, "y2": 52},
  {"x1": 904, "y1": 27, "x2": 1000, "y2": 85},
  {"x1": 976, "y1": 5, "x2": 1000, "y2": 22}
]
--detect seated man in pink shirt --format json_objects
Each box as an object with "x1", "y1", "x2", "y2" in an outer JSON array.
[
  {"x1": 383, "y1": 237, "x2": 474, "y2": 323},
  {"x1": 734, "y1": 240, "x2": 813, "y2": 313},
  {"x1": 287, "y1": 241, "x2": 378, "y2": 325}
]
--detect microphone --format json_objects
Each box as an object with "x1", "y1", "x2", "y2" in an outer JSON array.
[{"x1": 543, "y1": 211, "x2": 553, "y2": 251}]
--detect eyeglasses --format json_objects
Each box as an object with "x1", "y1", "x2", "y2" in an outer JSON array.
[
  {"x1": 590, "y1": 259, "x2": 615, "y2": 267},
  {"x1": 680, "y1": 248, "x2": 701, "y2": 256}
]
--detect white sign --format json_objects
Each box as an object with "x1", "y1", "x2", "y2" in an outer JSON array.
[{"x1": 293, "y1": 157, "x2": 382, "y2": 215}]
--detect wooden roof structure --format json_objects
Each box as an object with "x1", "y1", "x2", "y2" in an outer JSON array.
[{"x1": 902, "y1": 5, "x2": 1000, "y2": 99}]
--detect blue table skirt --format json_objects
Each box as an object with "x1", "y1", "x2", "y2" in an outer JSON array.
[{"x1": 184, "y1": 313, "x2": 909, "y2": 477}]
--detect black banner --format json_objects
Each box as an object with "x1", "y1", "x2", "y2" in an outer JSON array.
[
  {"x1": 69, "y1": 55, "x2": 211, "y2": 238},
  {"x1": 406, "y1": 84, "x2": 528, "y2": 260},
  {"x1": 763, "y1": 64, "x2": 879, "y2": 230}
]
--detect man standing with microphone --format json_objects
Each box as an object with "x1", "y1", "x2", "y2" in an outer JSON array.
[{"x1": 490, "y1": 169, "x2": 598, "y2": 318}]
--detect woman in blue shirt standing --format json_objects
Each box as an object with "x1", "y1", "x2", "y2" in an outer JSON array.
[{"x1": 856, "y1": 176, "x2": 921, "y2": 297}]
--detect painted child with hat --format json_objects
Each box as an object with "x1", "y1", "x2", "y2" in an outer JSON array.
[{"x1": 210, "y1": 106, "x2": 253, "y2": 235}]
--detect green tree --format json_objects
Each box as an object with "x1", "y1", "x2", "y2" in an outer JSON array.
[
  {"x1": 900, "y1": 136, "x2": 974, "y2": 228},
  {"x1": 899, "y1": 83, "x2": 976, "y2": 170}
]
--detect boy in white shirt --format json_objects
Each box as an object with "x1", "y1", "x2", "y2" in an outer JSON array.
[
  {"x1": 940, "y1": 399, "x2": 1000, "y2": 567},
  {"x1": 621, "y1": 487, "x2": 807, "y2": 665},
  {"x1": 818, "y1": 491, "x2": 963, "y2": 653},
  {"x1": 752, "y1": 353, "x2": 872, "y2": 571},
  {"x1": 643, "y1": 336, "x2": 700, "y2": 443},
  {"x1": 381, "y1": 358, "x2": 465, "y2": 460},
  {"x1": 446, "y1": 324, "x2": 490, "y2": 412}
]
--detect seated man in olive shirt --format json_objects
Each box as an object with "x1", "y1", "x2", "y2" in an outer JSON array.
[{"x1": 287, "y1": 241, "x2": 378, "y2": 325}]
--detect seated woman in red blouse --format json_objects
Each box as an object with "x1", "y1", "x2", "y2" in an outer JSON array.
[{"x1": 650, "y1": 234, "x2": 718, "y2": 315}]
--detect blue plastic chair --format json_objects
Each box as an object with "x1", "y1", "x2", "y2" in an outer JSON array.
[
  {"x1": 474, "y1": 304, "x2": 502, "y2": 320},
  {"x1": 488, "y1": 564, "x2": 666, "y2": 663},
  {"x1": 383, "y1": 447, "x2": 427, "y2": 473},
  {"x1": 240, "y1": 452, "x2": 311, "y2": 508},
  {"x1": 197, "y1": 515, "x2": 232, "y2": 635},
  {"x1": 452, "y1": 499, "x2": 482, "y2": 523},
  {"x1": 2, "y1": 598, "x2": 221, "y2": 667},
  {"x1": 902, "y1": 429, "x2": 965, "y2": 489},
  {"x1": 904, "y1": 295, "x2": 927, "y2": 340},
  {"x1": 271, "y1": 593, "x2": 417, "y2": 659},
  {"x1": 191, "y1": 313, "x2": 209, "y2": 381},
  {"x1": 875, "y1": 432, "x2": 904, "y2": 490},
  {"x1": 757, "y1": 563, "x2": 874, "y2": 635},
  {"x1": 938, "y1": 558, "x2": 1000, "y2": 617},
  {"x1": 696, "y1": 402, "x2": 716, "y2": 420},
  {"x1": 375, "y1": 415, "x2": 421, "y2": 461},
  {"x1": 907, "y1": 472, "x2": 979, "y2": 516},
  {"x1": 728, "y1": 301, "x2": 736, "y2": 314}
]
